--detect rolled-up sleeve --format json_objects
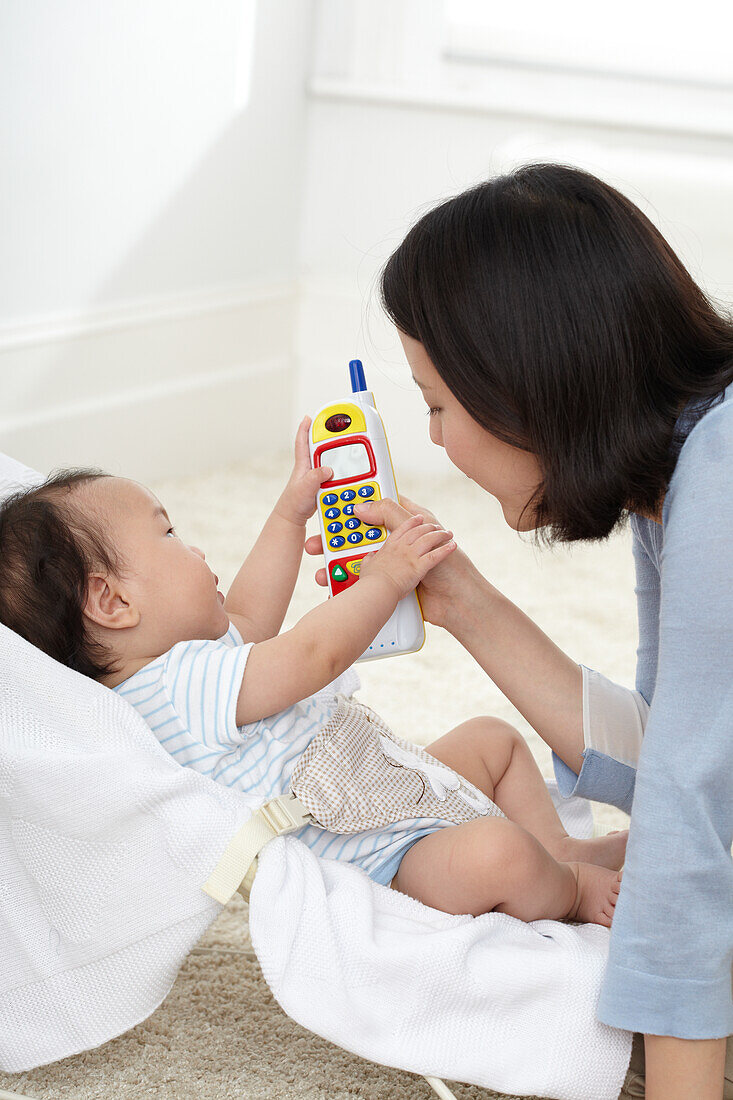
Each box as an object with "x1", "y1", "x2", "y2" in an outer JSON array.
[
  {"x1": 552, "y1": 665, "x2": 648, "y2": 814},
  {"x1": 552, "y1": 520, "x2": 658, "y2": 815},
  {"x1": 597, "y1": 405, "x2": 733, "y2": 1038}
]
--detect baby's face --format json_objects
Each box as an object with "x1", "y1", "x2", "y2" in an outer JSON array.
[{"x1": 84, "y1": 477, "x2": 230, "y2": 650}]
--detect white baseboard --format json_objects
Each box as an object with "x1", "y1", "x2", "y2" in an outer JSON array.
[
  {"x1": 0, "y1": 359, "x2": 293, "y2": 482},
  {"x1": 0, "y1": 283, "x2": 297, "y2": 480},
  {"x1": 1, "y1": 277, "x2": 464, "y2": 483}
]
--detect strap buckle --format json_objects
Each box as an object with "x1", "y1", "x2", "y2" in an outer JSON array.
[
  {"x1": 260, "y1": 791, "x2": 314, "y2": 834},
  {"x1": 202, "y1": 792, "x2": 313, "y2": 905}
]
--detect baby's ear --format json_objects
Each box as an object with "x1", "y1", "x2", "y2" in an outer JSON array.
[{"x1": 84, "y1": 573, "x2": 140, "y2": 630}]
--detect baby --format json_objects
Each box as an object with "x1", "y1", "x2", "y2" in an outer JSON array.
[{"x1": 0, "y1": 419, "x2": 625, "y2": 925}]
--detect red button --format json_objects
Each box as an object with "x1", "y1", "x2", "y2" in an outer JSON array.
[
  {"x1": 328, "y1": 552, "x2": 366, "y2": 595},
  {"x1": 325, "y1": 413, "x2": 352, "y2": 432}
]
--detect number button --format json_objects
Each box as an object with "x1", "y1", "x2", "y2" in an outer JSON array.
[
  {"x1": 365, "y1": 527, "x2": 383, "y2": 541},
  {"x1": 322, "y1": 493, "x2": 338, "y2": 505},
  {"x1": 329, "y1": 535, "x2": 346, "y2": 549},
  {"x1": 342, "y1": 504, "x2": 355, "y2": 516},
  {"x1": 324, "y1": 507, "x2": 340, "y2": 520},
  {"x1": 327, "y1": 521, "x2": 343, "y2": 534},
  {"x1": 344, "y1": 517, "x2": 361, "y2": 530},
  {"x1": 340, "y1": 489, "x2": 356, "y2": 502},
  {"x1": 347, "y1": 532, "x2": 364, "y2": 544},
  {"x1": 358, "y1": 485, "x2": 375, "y2": 498}
]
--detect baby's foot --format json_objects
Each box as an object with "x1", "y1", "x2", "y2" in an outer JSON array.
[
  {"x1": 565, "y1": 863, "x2": 622, "y2": 928},
  {"x1": 551, "y1": 829, "x2": 628, "y2": 871}
]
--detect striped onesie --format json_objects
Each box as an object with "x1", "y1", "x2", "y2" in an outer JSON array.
[{"x1": 113, "y1": 623, "x2": 455, "y2": 885}]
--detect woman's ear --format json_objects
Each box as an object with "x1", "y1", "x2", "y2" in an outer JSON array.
[{"x1": 84, "y1": 573, "x2": 140, "y2": 630}]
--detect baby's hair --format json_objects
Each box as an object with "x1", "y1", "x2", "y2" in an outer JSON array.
[
  {"x1": 0, "y1": 469, "x2": 123, "y2": 679},
  {"x1": 382, "y1": 163, "x2": 733, "y2": 543}
]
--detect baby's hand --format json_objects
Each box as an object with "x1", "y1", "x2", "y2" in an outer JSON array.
[
  {"x1": 359, "y1": 514, "x2": 456, "y2": 601},
  {"x1": 276, "y1": 417, "x2": 333, "y2": 526}
]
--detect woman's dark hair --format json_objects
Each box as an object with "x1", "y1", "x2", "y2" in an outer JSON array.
[
  {"x1": 381, "y1": 163, "x2": 733, "y2": 542},
  {"x1": 0, "y1": 469, "x2": 123, "y2": 679}
]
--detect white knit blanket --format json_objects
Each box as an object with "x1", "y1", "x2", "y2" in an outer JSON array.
[
  {"x1": 0, "y1": 620, "x2": 260, "y2": 1073},
  {"x1": 0, "y1": 454, "x2": 632, "y2": 1095},
  {"x1": 250, "y1": 821, "x2": 631, "y2": 1100}
]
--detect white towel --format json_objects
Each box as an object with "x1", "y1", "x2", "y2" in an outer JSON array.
[
  {"x1": 0, "y1": 619, "x2": 261, "y2": 1072},
  {"x1": 0, "y1": 452, "x2": 632, "y2": 1094},
  {"x1": 249, "y1": 821, "x2": 631, "y2": 1100}
]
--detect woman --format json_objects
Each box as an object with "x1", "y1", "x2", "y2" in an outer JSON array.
[{"x1": 308, "y1": 165, "x2": 733, "y2": 1098}]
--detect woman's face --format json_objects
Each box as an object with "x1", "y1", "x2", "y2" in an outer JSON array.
[{"x1": 399, "y1": 332, "x2": 543, "y2": 532}]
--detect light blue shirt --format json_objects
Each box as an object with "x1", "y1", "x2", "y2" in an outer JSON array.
[{"x1": 554, "y1": 385, "x2": 733, "y2": 1038}]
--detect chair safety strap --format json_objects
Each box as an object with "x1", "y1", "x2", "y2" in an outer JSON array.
[{"x1": 202, "y1": 792, "x2": 313, "y2": 904}]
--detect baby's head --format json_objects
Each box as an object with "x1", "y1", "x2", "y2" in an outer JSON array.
[{"x1": 0, "y1": 471, "x2": 229, "y2": 682}]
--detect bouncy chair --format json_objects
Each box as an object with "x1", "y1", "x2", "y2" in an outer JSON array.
[{"x1": 0, "y1": 453, "x2": 634, "y2": 1100}]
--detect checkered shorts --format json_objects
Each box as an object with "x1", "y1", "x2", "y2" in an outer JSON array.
[{"x1": 290, "y1": 695, "x2": 505, "y2": 834}]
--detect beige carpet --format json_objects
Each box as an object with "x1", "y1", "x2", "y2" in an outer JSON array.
[{"x1": 0, "y1": 456, "x2": 634, "y2": 1100}]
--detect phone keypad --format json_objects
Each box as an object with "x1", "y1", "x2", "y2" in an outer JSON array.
[{"x1": 319, "y1": 480, "x2": 386, "y2": 550}]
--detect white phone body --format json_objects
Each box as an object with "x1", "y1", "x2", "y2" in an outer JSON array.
[{"x1": 309, "y1": 387, "x2": 425, "y2": 661}]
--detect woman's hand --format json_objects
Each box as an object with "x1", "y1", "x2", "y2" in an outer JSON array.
[{"x1": 304, "y1": 494, "x2": 478, "y2": 632}]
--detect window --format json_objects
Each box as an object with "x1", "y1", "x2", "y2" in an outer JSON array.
[
  {"x1": 308, "y1": 0, "x2": 733, "y2": 137},
  {"x1": 444, "y1": 0, "x2": 733, "y2": 87}
]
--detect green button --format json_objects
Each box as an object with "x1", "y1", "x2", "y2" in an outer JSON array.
[{"x1": 331, "y1": 565, "x2": 348, "y2": 582}]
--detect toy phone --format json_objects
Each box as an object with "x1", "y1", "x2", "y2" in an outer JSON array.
[{"x1": 309, "y1": 360, "x2": 425, "y2": 662}]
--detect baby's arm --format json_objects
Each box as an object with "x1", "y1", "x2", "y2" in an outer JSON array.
[
  {"x1": 225, "y1": 417, "x2": 333, "y2": 642},
  {"x1": 236, "y1": 514, "x2": 455, "y2": 724}
]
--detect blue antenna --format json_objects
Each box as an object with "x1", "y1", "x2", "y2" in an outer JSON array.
[{"x1": 349, "y1": 359, "x2": 367, "y2": 393}]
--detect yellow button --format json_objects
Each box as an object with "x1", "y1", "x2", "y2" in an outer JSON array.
[{"x1": 346, "y1": 560, "x2": 362, "y2": 576}]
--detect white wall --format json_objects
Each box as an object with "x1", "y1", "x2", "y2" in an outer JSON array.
[
  {"x1": 0, "y1": 0, "x2": 312, "y2": 478},
  {"x1": 3, "y1": 0, "x2": 733, "y2": 482},
  {"x1": 296, "y1": 0, "x2": 733, "y2": 476}
]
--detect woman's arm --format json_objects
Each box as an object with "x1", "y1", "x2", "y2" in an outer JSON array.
[
  {"x1": 438, "y1": 555, "x2": 585, "y2": 774},
  {"x1": 644, "y1": 1035, "x2": 727, "y2": 1100},
  {"x1": 596, "y1": 404, "x2": 733, "y2": 1100},
  {"x1": 596, "y1": 403, "x2": 733, "y2": 1049},
  {"x1": 334, "y1": 495, "x2": 586, "y2": 773}
]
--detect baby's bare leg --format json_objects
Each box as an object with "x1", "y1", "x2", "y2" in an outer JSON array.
[
  {"x1": 427, "y1": 717, "x2": 627, "y2": 870},
  {"x1": 392, "y1": 816, "x2": 621, "y2": 926}
]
